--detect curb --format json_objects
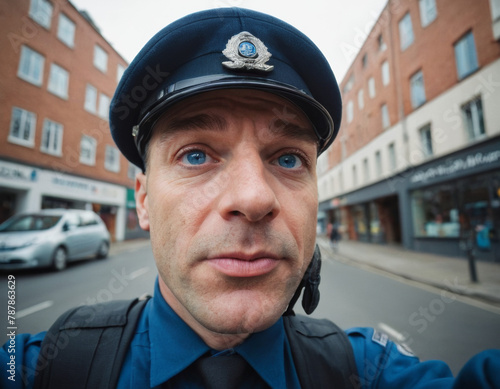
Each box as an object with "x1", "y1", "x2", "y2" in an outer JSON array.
[{"x1": 316, "y1": 238, "x2": 500, "y2": 308}]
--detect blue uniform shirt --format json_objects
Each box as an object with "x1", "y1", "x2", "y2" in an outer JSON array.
[{"x1": 2, "y1": 279, "x2": 500, "y2": 388}]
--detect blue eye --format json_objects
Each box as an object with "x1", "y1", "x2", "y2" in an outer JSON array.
[
  {"x1": 183, "y1": 150, "x2": 207, "y2": 165},
  {"x1": 278, "y1": 154, "x2": 302, "y2": 169}
]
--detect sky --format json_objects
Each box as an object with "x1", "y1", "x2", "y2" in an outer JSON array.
[{"x1": 69, "y1": 0, "x2": 388, "y2": 83}]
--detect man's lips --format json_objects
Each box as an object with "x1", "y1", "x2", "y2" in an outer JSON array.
[{"x1": 206, "y1": 253, "x2": 280, "y2": 277}]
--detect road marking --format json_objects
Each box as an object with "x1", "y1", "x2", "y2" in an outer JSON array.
[
  {"x1": 17, "y1": 300, "x2": 54, "y2": 319},
  {"x1": 129, "y1": 267, "x2": 150, "y2": 280},
  {"x1": 378, "y1": 322, "x2": 406, "y2": 342}
]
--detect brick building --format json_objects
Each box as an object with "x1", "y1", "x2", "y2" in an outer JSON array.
[
  {"x1": 318, "y1": 0, "x2": 500, "y2": 260},
  {"x1": 0, "y1": 0, "x2": 146, "y2": 241}
]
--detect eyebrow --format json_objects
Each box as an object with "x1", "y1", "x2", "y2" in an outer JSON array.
[{"x1": 154, "y1": 113, "x2": 317, "y2": 146}]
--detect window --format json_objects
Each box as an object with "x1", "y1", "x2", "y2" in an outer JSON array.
[
  {"x1": 419, "y1": 0, "x2": 437, "y2": 27},
  {"x1": 80, "y1": 135, "x2": 96, "y2": 165},
  {"x1": 8, "y1": 107, "x2": 36, "y2": 147},
  {"x1": 362, "y1": 54, "x2": 368, "y2": 68},
  {"x1": 388, "y1": 143, "x2": 396, "y2": 171},
  {"x1": 57, "y1": 13, "x2": 75, "y2": 48},
  {"x1": 378, "y1": 34, "x2": 387, "y2": 52},
  {"x1": 358, "y1": 89, "x2": 364, "y2": 110},
  {"x1": 411, "y1": 185, "x2": 459, "y2": 238},
  {"x1": 381, "y1": 61, "x2": 390, "y2": 86},
  {"x1": 41, "y1": 119, "x2": 63, "y2": 156},
  {"x1": 84, "y1": 84, "x2": 97, "y2": 113},
  {"x1": 462, "y1": 97, "x2": 485, "y2": 140},
  {"x1": 47, "y1": 64, "x2": 69, "y2": 99},
  {"x1": 368, "y1": 77, "x2": 376, "y2": 98},
  {"x1": 346, "y1": 100, "x2": 354, "y2": 123},
  {"x1": 454, "y1": 32, "x2": 479, "y2": 80},
  {"x1": 98, "y1": 94, "x2": 110, "y2": 119},
  {"x1": 105, "y1": 145, "x2": 120, "y2": 172},
  {"x1": 343, "y1": 74, "x2": 355, "y2": 94},
  {"x1": 94, "y1": 45, "x2": 108, "y2": 73},
  {"x1": 29, "y1": 0, "x2": 53, "y2": 29},
  {"x1": 381, "y1": 104, "x2": 390, "y2": 129},
  {"x1": 410, "y1": 70, "x2": 426, "y2": 108},
  {"x1": 117, "y1": 64, "x2": 126, "y2": 83},
  {"x1": 18, "y1": 46, "x2": 44, "y2": 86},
  {"x1": 363, "y1": 158, "x2": 370, "y2": 182},
  {"x1": 419, "y1": 124, "x2": 433, "y2": 157},
  {"x1": 399, "y1": 13, "x2": 414, "y2": 50},
  {"x1": 375, "y1": 151, "x2": 382, "y2": 178},
  {"x1": 353, "y1": 165, "x2": 358, "y2": 187}
]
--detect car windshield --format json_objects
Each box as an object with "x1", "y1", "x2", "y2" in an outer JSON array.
[{"x1": 0, "y1": 215, "x2": 62, "y2": 232}]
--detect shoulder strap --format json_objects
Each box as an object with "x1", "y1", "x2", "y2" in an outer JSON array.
[
  {"x1": 284, "y1": 314, "x2": 358, "y2": 389},
  {"x1": 33, "y1": 296, "x2": 150, "y2": 389}
]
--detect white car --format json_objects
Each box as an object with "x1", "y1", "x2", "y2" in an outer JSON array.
[{"x1": 0, "y1": 209, "x2": 111, "y2": 271}]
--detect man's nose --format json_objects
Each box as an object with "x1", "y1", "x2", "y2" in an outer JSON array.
[{"x1": 217, "y1": 152, "x2": 281, "y2": 223}]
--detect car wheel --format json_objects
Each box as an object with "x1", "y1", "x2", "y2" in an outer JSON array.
[
  {"x1": 96, "y1": 241, "x2": 109, "y2": 259},
  {"x1": 52, "y1": 247, "x2": 67, "y2": 271}
]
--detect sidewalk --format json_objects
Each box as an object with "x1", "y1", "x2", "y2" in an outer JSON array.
[{"x1": 316, "y1": 236, "x2": 500, "y2": 308}]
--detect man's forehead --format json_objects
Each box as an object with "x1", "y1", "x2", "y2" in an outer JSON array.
[{"x1": 151, "y1": 89, "x2": 317, "y2": 145}]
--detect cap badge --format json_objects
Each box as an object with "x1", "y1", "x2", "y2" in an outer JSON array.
[{"x1": 222, "y1": 31, "x2": 274, "y2": 72}]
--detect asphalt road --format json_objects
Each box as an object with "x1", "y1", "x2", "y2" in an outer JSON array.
[{"x1": 2, "y1": 240, "x2": 500, "y2": 375}]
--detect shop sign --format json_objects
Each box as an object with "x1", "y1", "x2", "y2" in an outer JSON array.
[
  {"x1": 410, "y1": 150, "x2": 500, "y2": 184},
  {"x1": 0, "y1": 164, "x2": 37, "y2": 182},
  {"x1": 51, "y1": 175, "x2": 120, "y2": 200}
]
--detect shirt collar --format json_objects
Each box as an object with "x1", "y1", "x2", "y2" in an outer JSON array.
[{"x1": 149, "y1": 279, "x2": 288, "y2": 388}]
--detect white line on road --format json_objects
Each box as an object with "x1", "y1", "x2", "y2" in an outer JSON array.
[
  {"x1": 378, "y1": 322, "x2": 406, "y2": 342},
  {"x1": 17, "y1": 300, "x2": 54, "y2": 319},
  {"x1": 129, "y1": 267, "x2": 150, "y2": 280}
]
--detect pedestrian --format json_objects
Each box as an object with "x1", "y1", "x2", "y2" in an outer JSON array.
[
  {"x1": 2, "y1": 7, "x2": 499, "y2": 389},
  {"x1": 329, "y1": 223, "x2": 340, "y2": 251}
]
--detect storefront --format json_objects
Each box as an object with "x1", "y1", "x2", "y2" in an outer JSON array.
[
  {"x1": 407, "y1": 137, "x2": 500, "y2": 261},
  {"x1": 319, "y1": 136, "x2": 500, "y2": 261},
  {"x1": 0, "y1": 160, "x2": 128, "y2": 241}
]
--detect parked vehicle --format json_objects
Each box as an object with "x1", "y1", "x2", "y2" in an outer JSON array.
[{"x1": 0, "y1": 209, "x2": 111, "y2": 271}]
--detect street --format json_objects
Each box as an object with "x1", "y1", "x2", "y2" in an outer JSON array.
[{"x1": 2, "y1": 240, "x2": 500, "y2": 375}]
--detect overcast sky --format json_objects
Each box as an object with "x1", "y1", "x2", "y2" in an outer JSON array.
[{"x1": 69, "y1": 0, "x2": 388, "y2": 82}]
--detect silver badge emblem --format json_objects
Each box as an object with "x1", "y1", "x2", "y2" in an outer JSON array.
[{"x1": 222, "y1": 32, "x2": 274, "y2": 72}]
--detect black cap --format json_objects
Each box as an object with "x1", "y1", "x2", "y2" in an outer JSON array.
[{"x1": 109, "y1": 7, "x2": 342, "y2": 171}]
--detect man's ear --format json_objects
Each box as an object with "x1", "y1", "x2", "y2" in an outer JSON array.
[{"x1": 135, "y1": 172, "x2": 150, "y2": 231}]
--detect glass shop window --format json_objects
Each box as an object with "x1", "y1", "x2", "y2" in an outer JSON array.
[{"x1": 411, "y1": 185, "x2": 460, "y2": 237}]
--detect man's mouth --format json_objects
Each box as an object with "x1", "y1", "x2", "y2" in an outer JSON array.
[{"x1": 205, "y1": 252, "x2": 281, "y2": 277}]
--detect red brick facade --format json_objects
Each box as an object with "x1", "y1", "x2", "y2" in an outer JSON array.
[{"x1": 0, "y1": 0, "x2": 131, "y2": 187}]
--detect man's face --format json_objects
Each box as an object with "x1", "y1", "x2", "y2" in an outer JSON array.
[{"x1": 136, "y1": 89, "x2": 318, "y2": 341}]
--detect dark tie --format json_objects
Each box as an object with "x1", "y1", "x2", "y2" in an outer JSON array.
[{"x1": 193, "y1": 352, "x2": 254, "y2": 389}]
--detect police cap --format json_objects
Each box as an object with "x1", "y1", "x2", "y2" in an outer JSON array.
[{"x1": 109, "y1": 7, "x2": 342, "y2": 171}]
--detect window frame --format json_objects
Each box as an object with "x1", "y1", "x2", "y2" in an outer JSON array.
[
  {"x1": 18, "y1": 46, "x2": 45, "y2": 86},
  {"x1": 41, "y1": 118, "x2": 63, "y2": 156},
  {"x1": 93, "y1": 45, "x2": 108, "y2": 73},
  {"x1": 410, "y1": 70, "x2": 426, "y2": 108},
  {"x1": 454, "y1": 31, "x2": 479, "y2": 80},
  {"x1": 381, "y1": 61, "x2": 390, "y2": 86},
  {"x1": 399, "y1": 12, "x2": 415, "y2": 51},
  {"x1": 105, "y1": 145, "x2": 121, "y2": 173},
  {"x1": 381, "y1": 104, "x2": 390, "y2": 129},
  {"x1": 80, "y1": 135, "x2": 97, "y2": 166},
  {"x1": 8, "y1": 107, "x2": 37, "y2": 148},
  {"x1": 419, "y1": 0, "x2": 438, "y2": 27},
  {"x1": 84, "y1": 84, "x2": 98, "y2": 113},
  {"x1": 47, "y1": 63, "x2": 69, "y2": 99},
  {"x1": 419, "y1": 123, "x2": 433, "y2": 157},
  {"x1": 29, "y1": 0, "x2": 53, "y2": 29},
  {"x1": 57, "y1": 13, "x2": 76, "y2": 48},
  {"x1": 462, "y1": 96, "x2": 486, "y2": 141}
]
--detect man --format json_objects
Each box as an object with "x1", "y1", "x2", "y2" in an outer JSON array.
[{"x1": 2, "y1": 7, "x2": 499, "y2": 389}]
